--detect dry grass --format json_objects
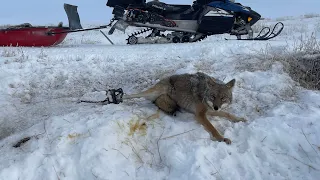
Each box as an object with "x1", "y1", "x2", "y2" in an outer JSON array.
[
  {"x1": 0, "y1": 24, "x2": 11, "y2": 29},
  {"x1": 284, "y1": 33, "x2": 320, "y2": 90},
  {"x1": 315, "y1": 22, "x2": 320, "y2": 33},
  {"x1": 276, "y1": 16, "x2": 295, "y2": 21},
  {"x1": 303, "y1": 13, "x2": 320, "y2": 19},
  {"x1": 1, "y1": 48, "x2": 29, "y2": 65},
  {"x1": 271, "y1": 14, "x2": 320, "y2": 37},
  {"x1": 280, "y1": 22, "x2": 308, "y2": 36},
  {"x1": 244, "y1": 33, "x2": 320, "y2": 90},
  {"x1": 275, "y1": 13, "x2": 319, "y2": 21},
  {"x1": 251, "y1": 20, "x2": 269, "y2": 34},
  {"x1": 1, "y1": 48, "x2": 17, "y2": 57}
]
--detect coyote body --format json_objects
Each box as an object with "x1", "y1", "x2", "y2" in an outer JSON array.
[{"x1": 123, "y1": 72, "x2": 246, "y2": 144}]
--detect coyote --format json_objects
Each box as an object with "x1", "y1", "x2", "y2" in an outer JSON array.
[{"x1": 123, "y1": 72, "x2": 246, "y2": 144}]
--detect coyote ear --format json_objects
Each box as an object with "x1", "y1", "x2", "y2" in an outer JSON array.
[{"x1": 226, "y1": 79, "x2": 236, "y2": 89}]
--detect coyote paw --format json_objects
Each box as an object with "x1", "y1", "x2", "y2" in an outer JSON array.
[
  {"x1": 215, "y1": 137, "x2": 232, "y2": 145},
  {"x1": 235, "y1": 117, "x2": 247, "y2": 123},
  {"x1": 210, "y1": 135, "x2": 232, "y2": 145},
  {"x1": 223, "y1": 138, "x2": 232, "y2": 145}
]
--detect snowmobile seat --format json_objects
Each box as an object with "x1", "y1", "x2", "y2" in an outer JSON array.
[
  {"x1": 107, "y1": 0, "x2": 146, "y2": 8},
  {"x1": 146, "y1": 1, "x2": 191, "y2": 14},
  {"x1": 127, "y1": 3, "x2": 147, "y2": 10},
  {"x1": 165, "y1": 5, "x2": 192, "y2": 14},
  {"x1": 196, "y1": 0, "x2": 226, "y2": 5}
]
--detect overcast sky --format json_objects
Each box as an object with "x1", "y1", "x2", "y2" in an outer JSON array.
[{"x1": 0, "y1": 0, "x2": 319, "y2": 25}]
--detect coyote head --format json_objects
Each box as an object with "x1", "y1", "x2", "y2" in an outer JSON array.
[{"x1": 205, "y1": 79, "x2": 235, "y2": 111}]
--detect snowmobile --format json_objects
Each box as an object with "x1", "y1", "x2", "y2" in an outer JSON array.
[
  {"x1": 104, "y1": 0, "x2": 284, "y2": 44},
  {"x1": 61, "y1": 0, "x2": 284, "y2": 45}
]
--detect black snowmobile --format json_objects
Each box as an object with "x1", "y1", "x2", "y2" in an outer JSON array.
[
  {"x1": 105, "y1": 0, "x2": 284, "y2": 44},
  {"x1": 62, "y1": 0, "x2": 284, "y2": 45}
]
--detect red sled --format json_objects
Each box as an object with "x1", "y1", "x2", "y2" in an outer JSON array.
[
  {"x1": 0, "y1": 4, "x2": 114, "y2": 47},
  {"x1": 0, "y1": 23, "x2": 69, "y2": 47}
]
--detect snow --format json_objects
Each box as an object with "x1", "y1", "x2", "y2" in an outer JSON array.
[{"x1": 1, "y1": 17, "x2": 320, "y2": 180}]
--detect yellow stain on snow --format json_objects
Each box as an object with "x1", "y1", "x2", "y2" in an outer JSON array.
[
  {"x1": 128, "y1": 119, "x2": 147, "y2": 136},
  {"x1": 128, "y1": 109, "x2": 162, "y2": 136},
  {"x1": 67, "y1": 131, "x2": 90, "y2": 141},
  {"x1": 68, "y1": 133, "x2": 82, "y2": 139}
]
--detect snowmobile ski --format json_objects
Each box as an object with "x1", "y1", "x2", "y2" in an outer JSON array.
[{"x1": 226, "y1": 22, "x2": 284, "y2": 41}]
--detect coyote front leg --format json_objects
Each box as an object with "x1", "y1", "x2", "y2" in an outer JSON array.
[
  {"x1": 207, "y1": 110, "x2": 247, "y2": 123},
  {"x1": 196, "y1": 104, "x2": 231, "y2": 144}
]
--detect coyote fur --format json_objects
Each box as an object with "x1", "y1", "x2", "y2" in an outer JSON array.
[{"x1": 123, "y1": 72, "x2": 246, "y2": 144}]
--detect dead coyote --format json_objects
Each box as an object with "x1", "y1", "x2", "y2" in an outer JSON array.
[{"x1": 123, "y1": 72, "x2": 246, "y2": 144}]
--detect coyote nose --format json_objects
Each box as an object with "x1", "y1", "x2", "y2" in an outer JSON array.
[{"x1": 214, "y1": 106, "x2": 219, "y2": 111}]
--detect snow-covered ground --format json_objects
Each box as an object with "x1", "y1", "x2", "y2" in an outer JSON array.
[{"x1": 0, "y1": 16, "x2": 320, "y2": 180}]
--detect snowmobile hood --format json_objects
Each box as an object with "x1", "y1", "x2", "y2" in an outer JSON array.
[{"x1": 208, "y1": 1, "x2": 251, "y2": 15}]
